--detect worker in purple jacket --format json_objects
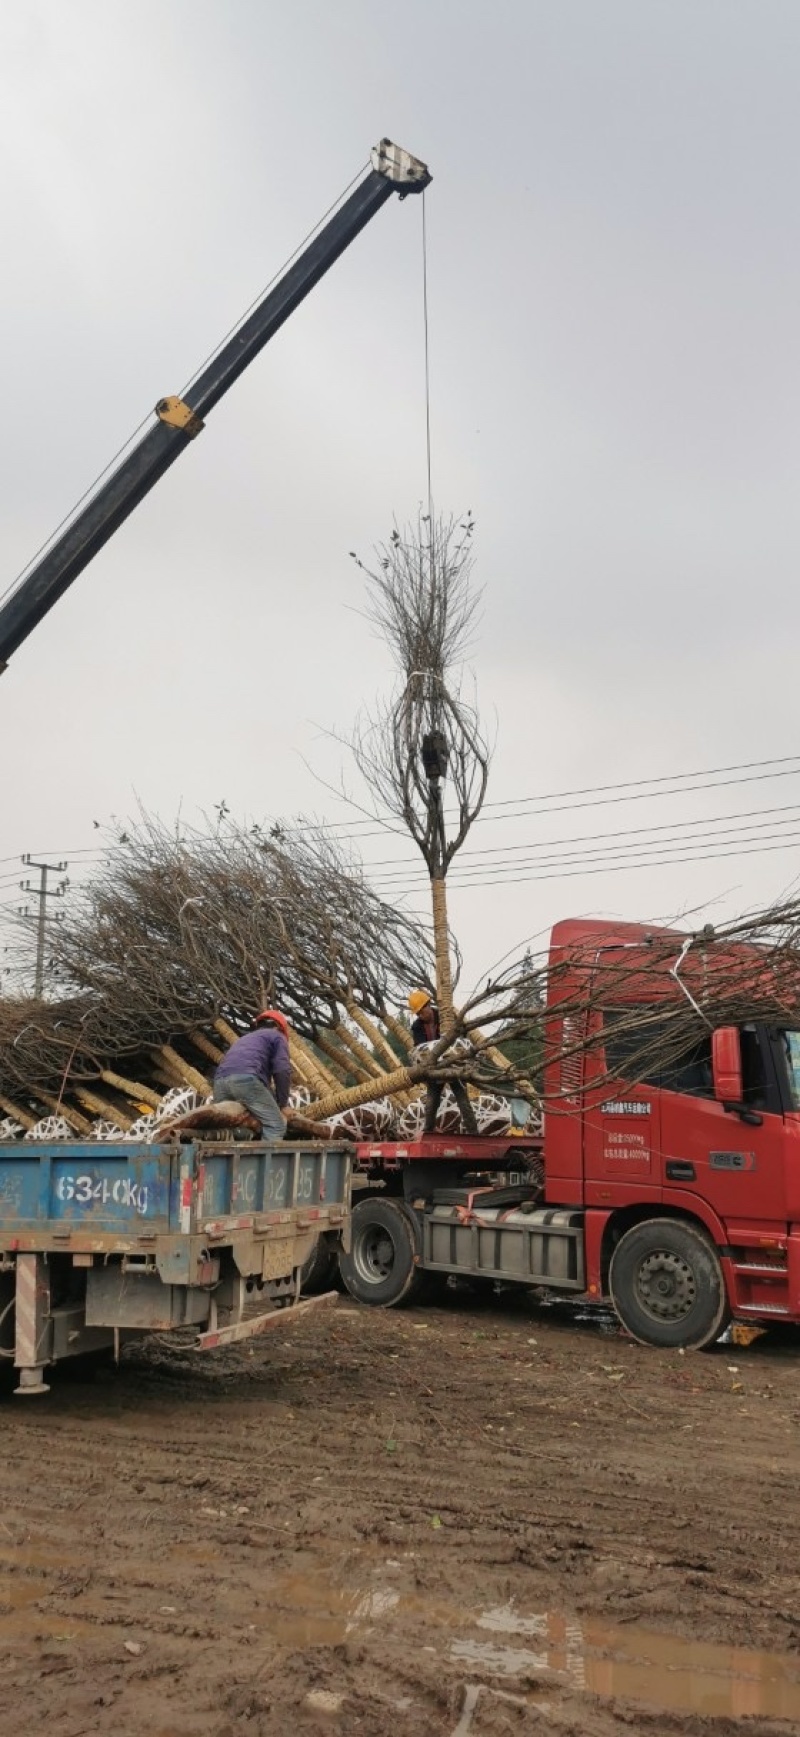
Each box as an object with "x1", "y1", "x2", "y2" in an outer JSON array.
[{"x1": 213, "y1": 1008, "x2": 291, "y2": 1140}]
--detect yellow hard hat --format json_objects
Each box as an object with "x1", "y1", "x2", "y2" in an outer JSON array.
[{"x1": 408, "y1": 989, "x2": 433, "y2": 1015}]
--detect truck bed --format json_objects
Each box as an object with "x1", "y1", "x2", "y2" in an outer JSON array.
[
  {"x1": 0, "y1": 1138, "x2": 350, "y2": 1393},
  {"x1": 0, "y1": 1138, "x2": 349, "y2": 1252}
]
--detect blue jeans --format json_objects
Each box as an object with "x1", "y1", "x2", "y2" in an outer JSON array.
[{"x1": 213, "y1": 1072, "x2": 287, "y2": 1140}]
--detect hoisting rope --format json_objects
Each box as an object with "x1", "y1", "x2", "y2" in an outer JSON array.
[
  {"x1": 0, "y1": 161, "x2": 371, "y2": 614},
  {"x1": 421, "y1": 189, "x2": 435, "y2": 539}
]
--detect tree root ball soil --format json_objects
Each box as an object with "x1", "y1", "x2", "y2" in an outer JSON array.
[{"x1": 0, "y1": 1289, "x2": 799, "y2": 1735}]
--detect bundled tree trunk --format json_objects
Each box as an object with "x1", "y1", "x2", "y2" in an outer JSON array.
[
  {"x1": 431, "y1": 879, "x2": 455, "y2": 1029},
  {"x1": 75, "y1": 1088, "x2": 134, "y2": 1129},
  {"x1": 0, "y1": 1093, "x2": 36, "y2": 1131},
  {"x1": 100, "y1": 1071, "x2": 162, "y2": 1110},
  {"x1": 306, "y1": 1060, "x2": 425, "y2": 1123}
]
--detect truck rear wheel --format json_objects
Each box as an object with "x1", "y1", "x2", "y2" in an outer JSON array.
[
  {"x1": 339, "y1": 1198, "x2": 422, "y2": 1308},
  {"x1": 609, "y1": 1217, "x2": 729, "y2": 1350},
  {"x1": 300, "y1": 1235, "x2": 339, "y2": 1295}
]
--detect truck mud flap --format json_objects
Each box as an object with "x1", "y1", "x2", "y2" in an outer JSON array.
[{"x1": 194, "y1": 1289, "x2": 337, "y2": 1351}]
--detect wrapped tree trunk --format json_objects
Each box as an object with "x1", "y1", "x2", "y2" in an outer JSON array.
[
  {"x1": 287, "y1": 1030, "x2": 339, "y2": 1095},
  {"x1": 36, "y1": 1090, "x2": 94, "y2": 1135},
  {"x1": 214, "y1": 1017, "x2": 240, "y2": 1046},
  {"x1": 100, "y1": 1069, "x2": 162, "y2": 1110},
  {"x1": 0, "y1": 1093, "x2": 36, "y2": 1131},
  {"x1": 345, "y1": 1002, "x2": 403, "y2": 1074},
  {"x1": 75, "y1": 1088, "x2": 134, "y2": 1129},
  {"x1": 331, "y1": 1022, "x2": 386, "y2": 1079},
  {"x1": 306, "y1": 1059, "x2": 426, "y2": 1123},
  {"x1": 382, "y1": 1011, "x2": 414, "y2": 1055},
  {"x1": 314, "y1": 1030, "x2": 374, "y2": 1084},
  {"x1": 157, "y1": 1044, "x2": 210, "y2": 1095},
  {"x1": 284, "y1": 1045, "x2": 315, "y2": 1089},
  {"x1": 189, "y1": 1029, "x2": 225, "y2": 1065},
  {"x1": 431, "y1": 877, "x2": 455, "y2": 1029},
  {"x1": 344, "y1": 1004, "x2": 415, "y2": 1104}
]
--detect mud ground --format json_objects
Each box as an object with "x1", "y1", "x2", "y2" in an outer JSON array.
[{"x1": 1, "y1": 1286, "x2": 800, "y2": 1737}]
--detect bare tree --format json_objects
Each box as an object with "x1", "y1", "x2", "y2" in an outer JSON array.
[{"x1": 350, "y1": 510, "x2": 490, "y2": 1028}]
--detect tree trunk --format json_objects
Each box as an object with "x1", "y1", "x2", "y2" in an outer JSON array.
[
  {"x1": 331, "y1": 1023, "x2": 387, "y2": 1078},
  {"x1": 100, "y1": 1069, "x2": 162, "y2": 1110},
  {"x1": 189, "y1": 1029, "x2": 225, "y2": 1064},
  {"x1": 287, "y1": 1030, "x2": 339, "y2": 1096},
  {"x1": 345, "y1": 1002, "x2": 404, "y2": 1075},
  {"x1": 75, "y1": 1088, "x2": 134, "y2": 1129},
  {"x1": 156, "y1": 1044, "x2": 210, "y2": 1095},
  {"x1": 343, "y1": 1007, "x2": 416, "y2": 1103},
  {"x1": 0, "y1": 1093, "x2": 36, "y2": 1131},
  {"x1": 314, "y1": 1030, "x2": 373, "y2": 1084},
  {"x1": 36, "y1": 1090, "x2": 94, "y2": 1135},
  {"x1": 284, "y1": 1041, "x2": 315, "y2": 1089},
  {"x1": 214, "y1": 1016, "x2": 240, "y2": 1046},
  {"x1": 430, "y1": 876, "x2": 455, "y2": 1030},
  {"x1": 382, "y1": 1011, "x2": 414, "y2": 1055},
  {"x1": 306, "y1": 1060, "x2": 425, "y2": 1123}
]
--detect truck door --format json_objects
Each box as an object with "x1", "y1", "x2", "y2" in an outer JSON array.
[
  {"x1": 658, "y1": 1025, "x2": 789, "y2": 1232},
  {"x1": 581, "y1": 1010, "x2": 663, "y2": 1210}
]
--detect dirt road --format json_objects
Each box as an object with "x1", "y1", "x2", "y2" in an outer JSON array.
[{"x1": 1, "y1": 1286, "x2": 799, "y2": 1736}]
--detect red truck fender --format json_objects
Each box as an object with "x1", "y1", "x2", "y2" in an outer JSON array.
[{"x1": 584, "y1": 1191, "x2": 730, "y2": 1298}]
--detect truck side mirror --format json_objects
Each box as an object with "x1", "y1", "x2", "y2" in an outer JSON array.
[{"x1": 712, "y1": 1027, "x2": 743, "y2": 1104}]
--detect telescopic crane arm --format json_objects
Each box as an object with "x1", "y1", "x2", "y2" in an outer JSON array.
[{"x1": 0, "y1": 139, "x2": 430, "y2": 673}]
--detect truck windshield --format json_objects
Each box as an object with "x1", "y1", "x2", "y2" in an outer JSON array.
[{"x1": 779, "y1": 1031, "x2": 800, "y2": 1110}]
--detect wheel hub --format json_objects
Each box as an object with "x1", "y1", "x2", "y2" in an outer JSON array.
[
  {"x1": 354, "y1": 1226, "x2": 395, "y2": 1284},
  {"x1": 635, "y1": 1249, "x2": 696, "y2": 1321}
]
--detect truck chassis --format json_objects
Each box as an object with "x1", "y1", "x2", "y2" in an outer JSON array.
[{"x1": 329, "y1": 1135, "x2": 784, "y2": 1351}]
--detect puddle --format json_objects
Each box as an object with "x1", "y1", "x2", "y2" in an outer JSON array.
[
  {"x1": 455, "y1": 1605, "x2": 800, "y2": 1719},
  {"x1": 453, "y1": 1639, "x2": 545, "y2": 1677},
  {"x1": 2, "y1": 1540, "x2": 799, "y2": 1723},
  {"x1": 254, "y1": 1571, "x2": 800, "y2": 1723},
  {"x1": 258, "y1": 1574, "x2": 408, "y2": 1648}
]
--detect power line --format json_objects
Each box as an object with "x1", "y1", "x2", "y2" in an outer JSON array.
[
  {"x1": 362, "y1": 800, "x2": 800, "y2": 875},
  {"x1": 461, "y1": 751, "x2": 800, "y2": 811},
  {"x1": 366, "y1": 818, "x2": 800, "y2": 888},
  {"x1": 345, "y1": 762, "x2": 800, "y2": 843},
  {"x1": 376, "y1": 833, "x2": 800, "y2": 895},
  {"x1": 278, "y1": 752, "x2": 800, "y2": 838},
  {"x1": 5, "y1": 755, "x2": 800, "y2": 894}
]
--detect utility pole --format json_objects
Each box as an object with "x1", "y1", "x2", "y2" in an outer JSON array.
[{"x1": 19, "y1": 856, "x2": 68, "y2": 998}]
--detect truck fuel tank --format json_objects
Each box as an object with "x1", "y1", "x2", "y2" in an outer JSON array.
[{"x1": 423, "y1": 1193, "x2": 585, "y2": 1290}]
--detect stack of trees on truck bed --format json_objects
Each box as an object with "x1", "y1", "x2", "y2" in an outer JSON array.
[
  {"x1": 4, "y1": 816, "x2": 800, "y2": 1144},
  {"x1": 0, "y1": 818, "x2": 534, "y2": 1141}
]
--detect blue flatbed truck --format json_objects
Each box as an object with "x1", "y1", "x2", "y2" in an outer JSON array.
[{"x1": 0, "y1": 1137, "x2": 350, "y2": 1394}]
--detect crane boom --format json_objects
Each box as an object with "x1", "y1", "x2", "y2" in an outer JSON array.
[{"x1": 0, "y1": 139, "x2": 430, "y2": 672}]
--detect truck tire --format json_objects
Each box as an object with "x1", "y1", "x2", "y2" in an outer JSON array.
[
  {"x1": 300, "y1": 1235, "x2": 339, "y2": 1295},
  {"x1": 339, "y1": 1198, "x2": 422, "y2": 1308},
  {"x1": 609, "y1": 1217, "x2": 729, "y2": 1350}
]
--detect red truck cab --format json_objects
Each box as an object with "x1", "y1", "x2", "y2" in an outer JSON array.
[
  {"x1": 544, "y1": 918, "x2": 800, "y2": 1344},
  {"x1": 333, "y1": 916, "x2": 800, "y2": 1349}
]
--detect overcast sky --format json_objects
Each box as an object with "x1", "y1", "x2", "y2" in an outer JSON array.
[{"x1": 2, "y1": 0, "x2": 800, "y2": 996}]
